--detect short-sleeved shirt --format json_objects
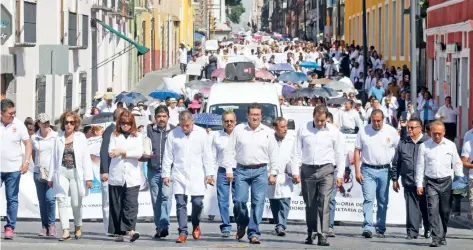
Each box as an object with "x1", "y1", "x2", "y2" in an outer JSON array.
[
  {"x1": 1, "y1": 118, "x2": 30, "y2": 173},
  {"x1": 355, "y1": 124, "x2": 400, "y2": 166},
  {"x1": 460, "y1": 140, "x2": 473, "y2": 179}
]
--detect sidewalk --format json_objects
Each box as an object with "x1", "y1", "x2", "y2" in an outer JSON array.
[
  {"x1": 450, "y1": 198, "x2": 473, "y2": 229},
  {"x1": 132, "y1": 65, "x2": 180, "y2": 96}
]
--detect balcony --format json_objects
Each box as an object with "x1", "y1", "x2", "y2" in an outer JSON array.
[{"x1": 91, "y1": 0, "x2": 113, "y2": 12}]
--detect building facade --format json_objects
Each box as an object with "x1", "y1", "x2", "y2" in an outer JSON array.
[
  {"x1": 425, "y1": 0, "x2": 473, "y2": 142},
  {"x1": 344, "y1": 0, "x2": 411, "y2": 68},
  {"x1": 1, "y1": 0, "x2": 95, "y2": 121}
]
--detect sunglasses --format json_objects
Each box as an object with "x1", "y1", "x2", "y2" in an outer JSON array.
[
  {"x1": 120, "y1": 122, "x2": 133, "y2": 126},
  {"x1": 64, "y1": 120, "x2": 75, "y2": 125},
  {"x1": 407, "y1": 126, "x2": 420, "y2": 130}
]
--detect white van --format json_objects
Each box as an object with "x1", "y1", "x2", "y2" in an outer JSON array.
[{"x1": 205, "y1": 82, "x2": 282, "y2": 125}]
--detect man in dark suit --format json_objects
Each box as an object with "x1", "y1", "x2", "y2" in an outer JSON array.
[{"x1": 99, "y1": 108, "x2": 124, "y2": 236}]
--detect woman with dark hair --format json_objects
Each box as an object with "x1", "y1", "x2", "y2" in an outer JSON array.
[
  {"x1": 24, "y1": 117, "x2": 35, "y2": 136},
  {"x1": 108, "y1": 110, "x2": 143, "y2": 242},
  {"x1": 48, "y1": 111, "x2": 93, "y2": 241}
]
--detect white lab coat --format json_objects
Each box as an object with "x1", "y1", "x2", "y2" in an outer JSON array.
[
  {"x1": 108, "y1": 133, "x2": 144, "y2": 187},
  {"x1": 162, "y1": 126, "x2": 214, "y2": 196},
  {"x1": 48, "y1": 132, "x2": 93, "y2": 198},
  {"x1": 267, "y1": 134, "x2": 296, "y2": 199}
]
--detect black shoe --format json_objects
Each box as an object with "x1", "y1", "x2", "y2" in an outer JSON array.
[
  {"x1": 429, "y1": 240, "x2": 440, "y2": 247},
  {"x1": 236, "y1": 225, "x2": 246, "y2": 240},
  {"x1": 362, "y1": 230, "x2": 372, "y2": 238},
  {"x1": 159, "y1": 229, "x2": 169, "y2": 238},
  {"x1": 221, "y1": 231, "x2": 230, "y2": 238},
  {"x1": 275, "y1": 227, "x2": 286, "y2": 237},
  {"x1": 304, "y1": 236, "x2": 313, "y2": 245},
  {"x1": 440, "y1": 238, "x2": 447, "y2": 245},
  {"x1": 317, "y1": 237, "x2": 330, "y2": 246},
  {"x1": 153, "y1": 230, "x2": 161, "y2": 239},
  {"x1": 376, "y1": 232, "x2": 385, "y2": 238},
  {"x1": 405, "y1": 236, "x2": 418, "y2": 240},
  {"x1": 424, "y1": 230, "x2": 431, "y2": 239}
]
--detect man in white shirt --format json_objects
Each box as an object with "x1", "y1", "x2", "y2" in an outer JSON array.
[
  {"x1": 350, "y1": 62, "x2": 362, "y2": 85},
  {"x1": 338, "y1": 100, "x2": 363, "y2": 134},
  {"x1": 211, "y1": 110, "x2": 237, "y2": 238},
  {"x1": 98, "y1": 92, "x2": 117, "y2": 113},
  {"x1": 268, "y1": 118, "x2": 296, "y2": 237},
  {"x1": 179, "y1": 42, "x2": 190, "y2": 73},
  {"x1": 222, "y1": 103, "x2": 279, "y2": 244},
  {"x1": 354, "y1": 109, "x2": 400, "y2": 239},
  {"x1": 167, "y1": 98, "x2": 180, "y2": 127},
  {"x1": 0, "y1": 99, "x2": 32, "y2": 239},
  {"x1": 417, "y1": 92, "x2": 438, "y2": 130},
  {"x1": 162, "y1": 111, "x2": 214, "y2": 243},
  {"x1": 435, "y1": 96, "x2": 458, "y2": 141},
  {"x1": 292, "y1": 106, "x2": 345, "y2": 246},
  {"x1": 416, "y1": 121, "x2": 464, "y2": 247},
  {"x1": 460, "y1": 135, "x2": 473, "y2": 222}
]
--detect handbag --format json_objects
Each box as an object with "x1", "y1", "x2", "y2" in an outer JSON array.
[
  {"x1": 36, "y1": 137, "x2": 49, "y2": 182},
  {"x1": 138, "y1": 136, "x2": 152, "y2": 162}
]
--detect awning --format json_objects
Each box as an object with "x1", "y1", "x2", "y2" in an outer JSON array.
[
  {"x1": 1, "y1": 54, "x2": 14, "y2": 74},
  {"x1": 94, "y1": 18, "x2": 149, "y2": 56}
]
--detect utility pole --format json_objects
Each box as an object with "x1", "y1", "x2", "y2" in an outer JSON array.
[
  {"x1": 316, "y1": 0, "x2": 319, "y2": 43},
  {"x1": 410, "y1": 0, "x2": 417, "y2": 110},
  {"x1": 304, "y1": 0, "x2": 307, "y2": 39},
  {"x1": 362, "y1": 0, "x2": 368, "y2": 86},
  {"x1": 337, "y1": 0, "x2": 341, "y2": 40}
]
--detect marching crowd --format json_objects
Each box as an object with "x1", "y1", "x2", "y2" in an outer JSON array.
[{"x1": 0, "y1": 38, "x2": 472, "y2": 248}]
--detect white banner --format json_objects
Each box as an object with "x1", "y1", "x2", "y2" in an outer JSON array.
[{"x1": 0, "y1": 135, "x2": 406, "y2": 224}]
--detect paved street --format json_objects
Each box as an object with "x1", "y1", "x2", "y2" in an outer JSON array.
[
  {"x1": 132, "y1": 66, "x2": 180, "y2": 96},
  {"x1": 1, "y1": 220, "x2": 472, "y2": 249}
]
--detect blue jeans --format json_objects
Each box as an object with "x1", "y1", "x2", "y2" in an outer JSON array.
[
  {"x1": 1, "y1": 171, "x2": 21, "y2": 229},
  {"x1": 329, "y1": 175, "x2": 337, "y2": 229},
  {"x1": 34, "y1": 172, "x2": 56, "y2": 227},
  {"x1": 147, "y1": 167, "x2": 172, "y2": 230},
  {"x1": 175, "y1": 194, "x2": 203, "y2": 236},
  {"x1": 361, "y1": 165, "x2": 390, "y2": 233},
  {"x1": 234, "y1": 165, "x2": 268, "y2": 239},
  {"x1": 217, "y1": 167, "x2": 236, "y2": 233},
  {"x1": 269, "y1": 198, "x2": 291, "y2": 229}
]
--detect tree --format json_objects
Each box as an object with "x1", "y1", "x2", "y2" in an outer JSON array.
[{"x1": 228, "y1": 3, "x2": 245, "y2": 24}]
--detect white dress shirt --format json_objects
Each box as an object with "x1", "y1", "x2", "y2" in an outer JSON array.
[
  {"x1": 355, "y1": 124, "x2": 400, "y2": 166},
  {"x1": 223, "y1": 123, "x2": 279, "y2": 175},
  {"x1": 435, "y1": 105, "x2": 458, "y2": 123},
  {"x1": 108, "y1": 133, "x2": 144, "y2": 187},
  {"x1": 461, "y1": 140, "x2": 473, "y2": 179},
  {"x1": 99, "y1": 103, "x2": 117, "y2": 113},
  {"x1": 338, "y1": 109, "x2": 363, "y2": 130},
  {"x1": 292, "y1": 122, "x2": 345, "y2": 179},
  {"x1": 415, "y1": 138, "x2": 464, "y2": 187},
  {"x1": 162, "y1": 125, "x2": 214, "y2": 196},
  {"x1": 31, "y1": 130, "x2": 58, "y2": 173},
  {"x1": 350, "y1": 67, "x2": 362, "y2": 84},
  {"x1": 211, "y1": 130, "x2": 236, "y2": 170},
  {"x1": 168, "y1": 106, "x2": 180, "y2": 126}
]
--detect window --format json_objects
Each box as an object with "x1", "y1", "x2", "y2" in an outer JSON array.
[
  {"x1": 366, "y1": 12, "x2": 369, "y2": 44},
  {"x1": 384, "y1": 4, "x2": 389, "y2": 58},
  {"x1": 392, "y1": 0, "x2": 397, "y2": 58},
  {"x1": 400, "y1": 0, "x2": 405, "y2": 57},
  {"x1": 35, "y1": 76, "x2": 46, "y2": 117},
  {"x1": 82, "y1": 15, "x2": 89, "y2": 47},
  {"x1": 378, "y1": 7, "x2": 382, "y2": 53},
  {"x1": 24, "y1": 2, "x2": 37, "y2": 43},
  {"x1": 68, "y1": 12, "x2": 77, "y2": 46},
  {"x1": 79, "y1": 73, "x2": 87, "y2": 113},
  {"x1": 64, "y1": 75, "x2": 73, "y2": 112},
  {"x1": 372, "y1": 8, "x2": 375, "y2": 47}
]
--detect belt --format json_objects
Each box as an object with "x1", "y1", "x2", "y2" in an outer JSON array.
[
  {"x1": 425, "y1": 176, "x2": 451, "y2": 183},
  {"x1": 237, "y1": 163, "x2": 267, "y2": 168},
  {"x1": 363, "y1": 163, "x2": 390, "y2": 169},
  {"x1": 302, "y1": 163, "x2": 332, "y2": 168}
]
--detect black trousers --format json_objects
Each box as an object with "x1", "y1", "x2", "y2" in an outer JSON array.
[
  {"x1": 108, "y1": 184, "x2": 140, "y2": 235},
  {"x1": 300, "y1": 164, "x2": 334, "y2": 237},
  {"x1": 425, "y1": 177, "x2": 452, "y2": 241},
  {"x1": 404, "y1": 186, "x2": 430, "y2": 237},
  {"x1": 444, "y1": 122, "x2": 456, "y2": 141}
]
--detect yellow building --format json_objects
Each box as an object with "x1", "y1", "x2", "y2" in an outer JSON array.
[{"x1": 344, "y1": 0, "x2": 411, "y2": 68}]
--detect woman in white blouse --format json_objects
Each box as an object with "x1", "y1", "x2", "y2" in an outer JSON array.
[
  {"x1": 381, "y1": 89, "x2": 399, "y2": 126},
  {"x1": 48, "y1": 111, "x2": 93, "y2": 241},
  {"x1": 108, "y1": 110, "x2": 143, "y2": 242},
  {"x1": 32, "y1": 113, "x2": 58, "y2": 237}
]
